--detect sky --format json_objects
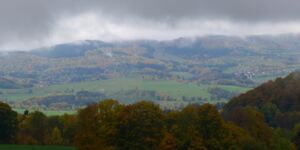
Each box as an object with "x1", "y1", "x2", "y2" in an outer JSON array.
[{"x1": 1, "y1": 0, "x2": 300, "y2": 50}]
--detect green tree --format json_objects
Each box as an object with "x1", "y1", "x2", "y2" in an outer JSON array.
[
  {"x1": 0, "y1": 101, "x2": 18, "y2": 143},
  {"x1": 196, "y1": 104, "x2": 225, "y2": 149},
  {"x1": 260, "y1": 102, "x2": 281, "y2": 126},
  {"x1": 60, "y1": 114, "x2": 78, "y2": 145},
  {"x1": 29, "y1": 111, "x2": 47, "y2": 144},
  {"x1": 171, "y1": 104, "x2": 199, "y2": 149},
  {"x1": 240, "y1": 138, "x2": 268, "y2": 150},
  {"x1": 293, "y1": 124, "x2": 300, "y2": 150}
]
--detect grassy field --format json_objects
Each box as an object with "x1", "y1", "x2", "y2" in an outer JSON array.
[
  {"x1": 0, "y1": 145, "x2": 74, "y2": 150},
  {"x1": 13, "y1": 109, "x2": 77, "y2": 116},
  {"x1": 0, "y1": 78, "x2": 250, "y2": 102}
]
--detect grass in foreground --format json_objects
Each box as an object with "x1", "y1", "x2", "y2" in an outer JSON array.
[{"x1": 0, "y1": 145, "x2": 74, "y2": 150}]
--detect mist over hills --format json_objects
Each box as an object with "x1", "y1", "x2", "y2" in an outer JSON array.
[{"x1": 24, "y1": 34, "x2": 300, "y2": 58}]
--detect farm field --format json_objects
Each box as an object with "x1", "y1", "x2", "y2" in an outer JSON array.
[
  {"x1": 13, "y1": 108, "x2": 76, "y2": 116},
  {"x1": 0, "y1": 78, "x2": 250, "y2": 102},
  {"x1": 0, "y1": 145, "x2": 74, "y2": 150}
]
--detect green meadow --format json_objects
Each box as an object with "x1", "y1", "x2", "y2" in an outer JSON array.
[
  {"x1": 0, "y1": 78, "x2": 250, "y2": 102},
  {"x1": 0, "y1": 145, "x2": 74, "y2": 150},
  {"x1": 13, "y1": 108, "x2": 77, "y2": 116}
]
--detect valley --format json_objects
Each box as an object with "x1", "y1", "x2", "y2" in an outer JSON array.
[{"x1": 1, "y1": 35, "x2": 300, "y2": 112}]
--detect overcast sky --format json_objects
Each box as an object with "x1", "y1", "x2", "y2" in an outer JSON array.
[{"x1": 1, "y1": 0, "x2": 300, "y2": 50}]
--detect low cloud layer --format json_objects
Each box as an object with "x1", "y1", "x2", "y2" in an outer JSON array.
[{"x1": 1, "y1": 0, "x2": 300, "y2": 50}]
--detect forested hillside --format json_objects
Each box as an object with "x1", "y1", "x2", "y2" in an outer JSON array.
[{"x1": 224, "y1": 72, "x2": 300, "y2": 129}]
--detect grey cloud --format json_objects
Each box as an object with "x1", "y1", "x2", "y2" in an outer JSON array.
[
  {"x1": 0, "y1": 0, "x2": 80, "y2": 44},
  {"x1": 1, "y1": 0, "x2": 300, "y2": 50},
  {"x1": 85, "y1": 0, "x2": 300, "y2": 21}
]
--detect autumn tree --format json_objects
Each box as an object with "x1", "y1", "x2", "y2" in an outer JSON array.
[
  {"x1": 158, "y1": 132, "x2": 178, "y2": 150},
  {"x1": 212, "y1": 122, "x2": 246, "y2": 149},
  {"x1": 188, "y1": 138, "x2": 207, "y2": 150},
  {"x1": 48, "y1": 127, "x2": 63, "y2": 145},
  {"x1": 187, "y1": 131, "x2": 207, "y2": 150},
  {"x1": 167, "y1": 104, "x2": 232, "y2": 149},
  {"x1": 116, "y1": 101, "x2": 164, "y2": 150},
  {"x1": 75, "y1": 99, "x2": 123, "y2": 150},
  {"x1": 227, "y1": 107, "x2": 273, "y2": 147}
]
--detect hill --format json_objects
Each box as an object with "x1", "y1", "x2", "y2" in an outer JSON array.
[
  {"x1": 1, "y1": 34, "x2": 300, "y2": 110},
  {"x1": 31, "y1": 40, "x2": 111, "y2": 58},
  {"x1": 0, "y1": 77, "x2": 29, "y2": 89},
  {"x1": 224, "y1": 72, "x2": 300, "y2": 129}
]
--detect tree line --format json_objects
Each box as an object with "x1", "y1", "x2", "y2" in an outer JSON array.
[{"x1": 0, "y1": 98, "x2": 298, "y2": 150}]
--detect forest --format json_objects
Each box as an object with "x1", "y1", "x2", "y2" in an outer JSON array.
[{"x1": 2, "y1": 72, "x2": 300, "y2": 150}]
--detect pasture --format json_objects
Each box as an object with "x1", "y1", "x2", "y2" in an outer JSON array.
[{"x1": 0, "y1": 78, "x2": 250, "y2": 102}]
